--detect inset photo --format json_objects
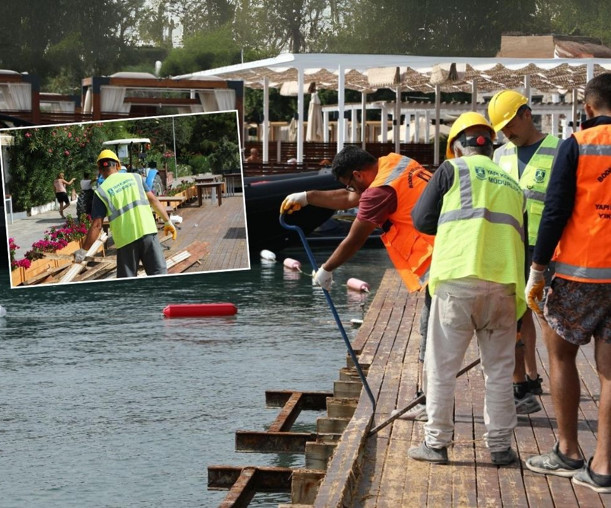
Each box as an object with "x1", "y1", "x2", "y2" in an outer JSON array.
[{"x1": 2, "y1": 111, "x2": 249, "y2": 287}]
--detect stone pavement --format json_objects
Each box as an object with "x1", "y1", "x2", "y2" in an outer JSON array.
[{"x1": 6, "y1": 202, "x2": 73, "y2": 259}]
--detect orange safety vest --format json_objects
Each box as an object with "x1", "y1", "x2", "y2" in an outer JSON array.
[
  {"x1": 370, "y1": 153, "x2": 435, "y2": 291},
  {"x1": 553, "y1": 124, "x2": 611, "y2": 283}
]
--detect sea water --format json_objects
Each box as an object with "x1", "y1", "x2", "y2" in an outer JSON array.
[{"x1": 0, "y1": 247, "x2": 392, "y2": 507}]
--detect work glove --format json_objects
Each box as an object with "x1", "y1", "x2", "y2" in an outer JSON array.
[
  {"x1": 313, "y1": 266, "x2": 333, "y2": 291},
  {"x1": 164, "y1": 221, "x2": 177, "y2": 240},
  {"x1": 73, "y1": 249, "x2": 87, "y2": 263},
  {"x1": 525, "y1": 266, "x2": 545, "y2": 316},
  {"x1": 280, "y1": 191, "x2": 308, "y2": 215}
]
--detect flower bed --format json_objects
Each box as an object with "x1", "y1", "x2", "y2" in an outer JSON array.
[{"x1": 10, "y1": 215, "x2": 91, "y2": 286}]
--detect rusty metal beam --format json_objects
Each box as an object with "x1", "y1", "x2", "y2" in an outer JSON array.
[
  {"x1": 218, "y1": 467, "x2": 257, "y2": 508},
  {"x1": 269, "y1": 391, "x2": 303, "y2": 431},
  {"x1": 208, "y1": 465, "x2": 293, "y2": 491},
  {"x1": 235, "y1": 430, "x2": 316, "y2": 453},
  {"x1": 265, "y1": 390, "x2": 332, "y2": 409}
]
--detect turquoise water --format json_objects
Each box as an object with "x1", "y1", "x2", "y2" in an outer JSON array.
[{"x1": 0, "y1": 247, "x2": 392, "y2": 507}]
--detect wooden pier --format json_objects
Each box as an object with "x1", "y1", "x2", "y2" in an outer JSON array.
[{"x1": 210, "y1": 269, "x2": 609, "y2": 507}]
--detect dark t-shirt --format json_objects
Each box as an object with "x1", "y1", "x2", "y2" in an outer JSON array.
[{"x1": 515, "y1": 138, "x2": 544, "y2": 179}]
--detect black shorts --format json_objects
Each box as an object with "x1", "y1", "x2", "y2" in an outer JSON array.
[{"x1": 55, "y1": 192, "x2": 69, "y2": 205}]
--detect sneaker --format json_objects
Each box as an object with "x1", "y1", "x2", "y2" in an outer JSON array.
[
  {"x1": 514, "y1": 383, "x2": 542, "y2": 414},
  {"x1": 408, "y1": 441, "x2": 448, "y2": 464},
  {"x1": 491, "y1": 447, "x2": 518, "y2": 466},
  {"x1": 525, "y1": 442, "x2": 584, "y2": 477},
  {"x1": 526, "y1": 374, "x2": 543, "y2": 395},
  {"x1": 572, "y1": 458, "x2": 611, "y2": 493}
]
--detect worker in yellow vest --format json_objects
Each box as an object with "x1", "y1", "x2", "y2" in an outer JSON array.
[
  {"x1": 524, "y1": 73, "x2": 611, "y2": 493},
  {"x1": 75, "y1": 149, "x2": 176, "y2": 278},
  {"x1": 488, "y1": 90, "x2": 562, "y2": 415},
  {"x1": 408, "y1": 112, "x2": 526, "y2": 466}
]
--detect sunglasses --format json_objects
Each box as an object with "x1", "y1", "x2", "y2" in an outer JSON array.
[{"x1": 344, "y1": 172, "x2": 356, "y2": 192}]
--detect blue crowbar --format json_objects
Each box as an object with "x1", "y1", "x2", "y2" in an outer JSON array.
[{"x1": 279, "y1": 213, "x2": 376, "y2": 410}]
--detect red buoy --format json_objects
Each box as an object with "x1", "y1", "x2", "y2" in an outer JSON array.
[{"x1": 162, "y1": 303, "x2": 238, "y2": 318}]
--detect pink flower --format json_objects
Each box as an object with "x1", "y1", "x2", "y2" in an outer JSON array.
[
  {"x1": 25, "y1": 132, "x2": 31, "y2": 138},
  {"x1": 48, "y1": 149, "x2": 53, "y2": 153},
  {"x1": 64, "y1": 150, "x2": 70, "y2": 156},
  {"x1": 67, "y1": 132, "x2": 72, "y2": 138}
]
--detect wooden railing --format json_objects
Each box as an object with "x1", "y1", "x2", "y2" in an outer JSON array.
[{"x1": 245, "y1": 141, "x2": 440, "y2": 169}]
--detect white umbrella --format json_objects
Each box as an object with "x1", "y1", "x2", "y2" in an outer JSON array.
[
  {"x1": 288, "y1": 116, "x2": 297, "y2": 142},
  {"x1": 306, "y1": 91, "x2": 323, "y2": 142}
]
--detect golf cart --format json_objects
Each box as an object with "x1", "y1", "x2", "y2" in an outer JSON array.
[{"x1": 101, "y1": 138, "x2": 165, "y2": 195}]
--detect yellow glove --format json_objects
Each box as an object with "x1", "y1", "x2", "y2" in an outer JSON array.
[
  {"x1": 280, "y1": 191, "x2": 308, "y2": 215},
  {"x1": 525, "y1": 266, "x2": 545, "y2": 316},
  {"x1": 164, "y1": 221, "x2": 177, "y2": 240}
]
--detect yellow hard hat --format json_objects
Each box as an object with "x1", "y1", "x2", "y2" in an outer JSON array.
[
  {"x1": 487, "y1": 90, "x2": 528, "y2": 132},
  {"x1": 97, "y1": 149, "x2": 120, "y2": 164},
  {"x1": 445, "y1": 112, "x2": 496, "y2": 160}
]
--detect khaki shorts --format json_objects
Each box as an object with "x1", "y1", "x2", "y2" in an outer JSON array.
[{"x1": 545, "y1": 277, "x2": 611, "y2": 345}]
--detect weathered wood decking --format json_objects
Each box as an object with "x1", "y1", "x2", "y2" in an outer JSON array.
[
  {"x1": 308, "y1": 269, "x2": 609, "y2": 508},
  {"x1": 164, "y1": 193, "x2": 249, "y2": 273}
]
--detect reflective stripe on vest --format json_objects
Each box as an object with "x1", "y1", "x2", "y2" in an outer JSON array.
[
  {"x1": 494, "y1": 134, "x2": 560, "y2": 245},
  {"x1": 552, "y1": 125, "x2": 611, "y2": 283},
  {"x1": 96, "y1": 178, "x2": 150, "y2": 222},
  {"x1": 370, "y1": 153, "x2": 435, "y2": 292},
  {"x1": 95, "y1": 173, "x2": 158, "y2": 249},
  {"x1": 440, "y1": 158, "x2": 525, "y2": 243},
  {"x1": 430, "y1": 155, "x2": 526, "y2": 318}
]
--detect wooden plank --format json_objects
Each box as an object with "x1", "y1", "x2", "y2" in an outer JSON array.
[
  {"x1": 357, "y1": 290, "x2": 414, "y2": 507},
  {"x1": 469, "y1": 354, "x2": 503, "y2": 507},
  {"x1": 74, "y1": 261, "x2": 117, "y2": 281},
  {"x1": 452, "y1": 351, "x2": 478, "y2": 507},
  {"x1": 525, "y1": 356, "x2": 578, "y2": 507},
  {"x1": 59, "y1": 233, "x2": 108, "y2": 282}
]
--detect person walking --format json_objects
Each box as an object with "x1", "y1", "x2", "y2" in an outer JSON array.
[
  {"x1": 524, "y1": 72, "x2": 611, "y2": 493},
  {"x1": 53, "y1": 172, "x2": 75, "y2": 218},
  {"x1": 408, "y1": 112, "x2": 526, "y2": 466},
  {"x1": 488, "y1": 89, "x2": 563, "y2": 415},
  {"x1": 75, "y1": 149, "x2": 177, "y2": 278}
]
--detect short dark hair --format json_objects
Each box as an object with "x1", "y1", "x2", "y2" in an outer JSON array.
[
  {"x1": 331, "y1": 145, "x2": 376, "y2": 179},
  {"x1": 585, "y1": 72, "x2": 611, "y2": 111}
]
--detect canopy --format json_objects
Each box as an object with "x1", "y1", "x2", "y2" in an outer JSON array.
[{"x1": 177, "y1": 53, "x2": 611, "y2": 164}]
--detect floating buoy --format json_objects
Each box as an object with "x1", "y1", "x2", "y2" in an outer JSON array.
[
  {"x1": 347, "y1": 277, "x2": 370, "y2": 292},
  {"x1": 260, "y1": 249, "x2": 276, "y2": 261},
  {"x1": 162, "y1": 303, "x2": 237, "y2": 318},
  {"x1": 283, "y1": 258, "x2": 302, "y2": 271}
]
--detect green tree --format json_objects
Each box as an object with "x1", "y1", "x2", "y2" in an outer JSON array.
[
  {"x1": 161, "y1": 24, "x2": 245, "y2": 76},
  {"x1": 7, "y1": 123, "x2": 113, "y2": 211}
]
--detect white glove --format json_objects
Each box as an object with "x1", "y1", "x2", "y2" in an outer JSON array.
[
  {"x1": 74, "y1": 249, "x2": 87, "y2": 263},
  {"x1": 313, "y1": 266, "x2": 333, "y2": 291},
  {"x1": 280, "y1": 191, "x2": 308, "y2": 214},
  {"x1": 525, "y1": 266, "x2": 545, "y2": 316}
]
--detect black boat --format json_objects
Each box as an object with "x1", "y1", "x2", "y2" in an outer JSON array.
[{"x1": 243, "y1": 169, "x2": 343, "y2": 255}]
